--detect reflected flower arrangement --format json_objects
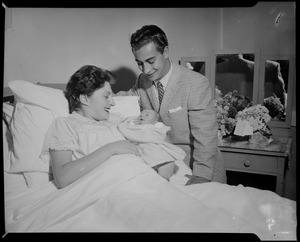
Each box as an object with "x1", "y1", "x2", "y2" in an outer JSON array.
[{"x1": 263, "y1": 96, "x2": 285, "y2": 121}]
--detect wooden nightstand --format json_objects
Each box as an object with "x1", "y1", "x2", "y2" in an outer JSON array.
[{"x1": 219, "y1": 135, "x2": 292, "y2": 196}]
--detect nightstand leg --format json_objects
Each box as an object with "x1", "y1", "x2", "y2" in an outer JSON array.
[{"x1": 276, "y1": 157, "x2": 286, "y2": 196}]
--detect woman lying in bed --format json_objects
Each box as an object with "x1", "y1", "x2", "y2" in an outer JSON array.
[
  {"x1": 41, "y1": 64, "x2": 182, "y2": 188},
  {"x1": 41, "y1": 65, "x2": 142, "y2": 188}
]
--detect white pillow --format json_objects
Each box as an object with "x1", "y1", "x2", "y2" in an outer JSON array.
[
  {"x1": 7, "y1": 80, "x2": 69, "y2": 173},
  {"x1": 8, "y1": 80, "x2": 69, "y2": 117},
  {"x1": 110, "y1": 96, "x2": 141, "y2": 118},
  {"x1": 3, "y1": 119, "x2": 13, "y2": 171},
  {"x1": 3, "y1": 102, "x2": 14, "y2": 124},
  {"x1": 9, "y1": 102, "x2": 62, "y2": 172}
]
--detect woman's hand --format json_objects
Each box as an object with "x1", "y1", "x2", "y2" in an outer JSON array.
[{"x1": 108, "y1": 140, "x2": 140, "y2": 156}]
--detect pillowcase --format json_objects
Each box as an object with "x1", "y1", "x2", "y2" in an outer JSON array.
[
  {"x1": 3, "y1": 119, "x2": 13, "y2": 172},
  {"x1": 3, "y1": 103, "x2": 29, "y2": 193},
  {"x1": 3, "y1": 102, "x2": 14, "y2": 124},
  {"x1": 3, "y1": 103, "x2": 15, "y2": 170},
  {"x1": 8, "y1": 80, "x2": 69, "y2": 173},
  {"x1": 9, "y1": 102, "x2": 62, "y2": 172},
  {"x1": 8, "y1": 80, "x2": 69, "y2": 117},
  {"x1": 110, "y1": 96, "x2": 141, "y2": 118}
]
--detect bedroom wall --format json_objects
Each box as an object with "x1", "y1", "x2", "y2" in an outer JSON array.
[
  {"x1": 3, "y1": 7, "x2": 221, "y2": 92},
  {"x1": 4, "y1": 3, "x2": 295, "y2": 90},
  {"x1": 221, "y1": 2, "x2": 295, "y2": 54}
]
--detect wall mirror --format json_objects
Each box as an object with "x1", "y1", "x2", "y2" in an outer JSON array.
[
  {"x1": 180, "y1": 56, "x2": 210, "y2": 79},
  {"x1": 259, "y1": 54, "x2": 295, "y2": 128},
  {"x1": 210, "y1": 49, "x2": 260, "y2": 104}
]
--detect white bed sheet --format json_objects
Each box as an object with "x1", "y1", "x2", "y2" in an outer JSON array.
[
  {"x1": 4, "y1": 172, "x2": 28, "y2": 196},
  {"x1": 4, "y1": 154, "x2": 296, "y2": 240}
]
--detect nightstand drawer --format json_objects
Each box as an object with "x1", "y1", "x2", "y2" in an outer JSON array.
[{"x1": 222, "y1": 152, "x2": 278, "y2": 174}]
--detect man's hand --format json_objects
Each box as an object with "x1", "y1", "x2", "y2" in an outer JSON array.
[{"x1": 185, "y1": 174, "x2": 210, "y2": 185}]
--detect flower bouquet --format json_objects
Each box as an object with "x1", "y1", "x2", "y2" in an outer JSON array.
[
  {"x1": 214, "y1": 90, "x2": 251, "y2": 138},
  {"x1": 214, "y1": 90, "x2": 272, "y2": 141},
  {"x1": 236, "y1": 104, "x2": 272, "y2": 138}
]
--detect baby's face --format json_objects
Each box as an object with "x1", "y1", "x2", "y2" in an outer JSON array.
[{"x1": 137, "y1": 110, "x2": 157, "y2": 124}]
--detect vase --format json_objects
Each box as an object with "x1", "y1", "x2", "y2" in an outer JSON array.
[
  {"x1": 249, "y1": 132, "x2": 271, "y2": 144},
  {"x1": 231, "y1": 134, "x2": 251, "y2": 141}
]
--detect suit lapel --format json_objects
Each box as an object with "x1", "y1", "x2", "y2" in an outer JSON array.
[
  {"x1": 159, "y1": 64, "x2": 181, "y2": 115},
  {"x1": 147, "y1": 83, "x2": 160, "y2": 112}
]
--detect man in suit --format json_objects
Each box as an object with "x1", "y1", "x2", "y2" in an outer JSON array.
[{"x1": 117, "y1": 25, "x2": 226, "y2": 185}]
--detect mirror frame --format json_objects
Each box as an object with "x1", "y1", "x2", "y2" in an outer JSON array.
[
  {"x1": 210, "y1": 49, "x2": 261, "y2": 104},
  {"x1": 259, "y1": 54, "x2": 295, "y2": 128},
  {"x1": 180, "y1": 56, "x2": 211, "y2": 80}
]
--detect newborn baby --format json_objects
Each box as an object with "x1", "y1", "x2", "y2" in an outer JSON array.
[
  {"x1": 120, "y1": 109, "x2": 182, "y2": 180},
  {"x1": 131, "y1": 109, "x2": 160, "y2": 125}
]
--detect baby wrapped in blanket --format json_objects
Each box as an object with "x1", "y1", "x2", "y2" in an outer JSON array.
[{"x1": 118, "y1": 109, "x2": 186, "y2": 180}]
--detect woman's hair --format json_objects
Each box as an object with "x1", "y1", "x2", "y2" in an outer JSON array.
[
  {"x1": 64, "y1": 65, "x2": 116, "y2": 113},
  {"x1": 130, "y1": 25, "x2": 168, "y2": 54}
]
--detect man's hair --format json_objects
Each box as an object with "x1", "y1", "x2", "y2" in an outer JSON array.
[{"x1": 130, "y1": 25, "x2": 168, "y2": 54}]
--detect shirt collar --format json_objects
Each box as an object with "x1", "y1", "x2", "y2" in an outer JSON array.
[
  {"x1": 71, "y1": 111, "x2": 101, "y2": 125},
  {"x1": 153, "y1": 61, "x2": 173, "y2": 89}
]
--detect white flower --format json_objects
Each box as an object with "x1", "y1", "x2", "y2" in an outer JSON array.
[
  {"x1": 214, "y1": 90, "x2": 271, "y2": 139},
  {"x1": 236, "y1": 104, "x2": 271, "y2": 133}
]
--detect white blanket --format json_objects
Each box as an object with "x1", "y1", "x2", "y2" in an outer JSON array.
[
  {"x1": 5, "y1": 154, "x2": 296, "y2": 240},
  {"x1": 117, "y1": 117, "x2": 186, "y2": 167}
]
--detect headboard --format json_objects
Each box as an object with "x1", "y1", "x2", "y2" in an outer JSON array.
[{"x1": 3, "y1": 86, "x2": 14, "y2": 103}]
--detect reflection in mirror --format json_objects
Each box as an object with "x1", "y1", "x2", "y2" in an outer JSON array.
[
  {"x1": 180, "y1": 57, "x2": 209, "y2": 78},
  {"x1": 263, "y1": 59, "x2": 289, "y2": 122},
  {"x1": 215, "y1": 53, "x2": 255, "y2": 101},
  {"x1": 185, "y1": 61, "x2": 206, "y2": 76}
]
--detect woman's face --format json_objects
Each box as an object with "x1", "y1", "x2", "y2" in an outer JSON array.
[
  {"x1": 86, "y1": 81, "x2": 115, "y2": 121},
  {"x1": 133, "y1": 42, "x2": 170, "y2": 83}
]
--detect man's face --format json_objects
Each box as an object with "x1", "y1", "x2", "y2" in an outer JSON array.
[{"x1": 133, "y1": 42, "x2": 170, "y2": 82}]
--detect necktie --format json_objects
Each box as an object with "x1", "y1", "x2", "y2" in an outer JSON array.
[{"x1": 157, "y1": 81, "x2": 164, "y2": 105}]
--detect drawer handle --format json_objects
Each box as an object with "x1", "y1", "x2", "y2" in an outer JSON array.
[{"x1": 244, "y1": 160, "x2": 251, "y2": 167}]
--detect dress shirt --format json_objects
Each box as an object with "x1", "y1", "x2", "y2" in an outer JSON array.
[{"x1": 153, "y1": 61, "x2": 173, "y2": 102}]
